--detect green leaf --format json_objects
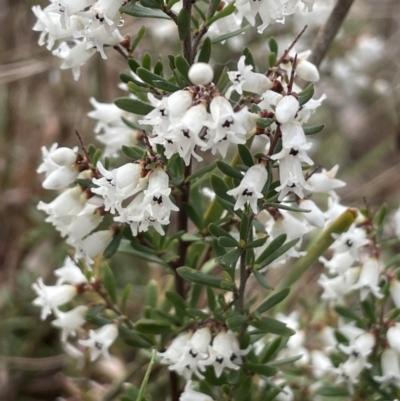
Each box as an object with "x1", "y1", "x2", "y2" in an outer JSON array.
[
  {"x1": 146, "y1": 279, "x2": 158, "y2": 308},
  {"x1": 250, "y1": 317, "x2": 295, "y2": 336},
  {"x1": 102, "y1": 264, "x2": 117, "y2": 304},
  {"x1": 257, "y1": 238, "x2": 299, "y2": 270},
  {"x1": 245, "y1": 236, "x2": 269, "y2": 249},
  {"x1": 211, "y1": 25, "x2": 250, "y2": 44},
  {"x1": 136, "y1": 350, "x2": 157, "y2": 401},
  {"x1": 238, "y1": 144, "x2": 254, "y2": 167},
  {"x1": 121, "y1": 3, "x2": 171, "y2": 19},
  {"x1": 130, "y1": 26, "x2": 147, "y2": 53},
  {"x1": 268, "y1": 53, "x2": 277, "y2": 68},
  {"x1": 177, "y1": 8, "x2": 190, "y2": 41},
  {"x1": 206, "y1": 287, "x2": 216, "y2": 311},
  {"x1": 103, "y1": 228, "x2": 124, "y2": 259},
  {"x1": 373, "y1": 203, "x2": 387, "y2": 227},
  {"x1": 253, "y1": 269, "x2": 274, "y2": 290},
  {"x1": 177, "y1": 266, "x2": 234, "y2": 289},
  {"x1": 208, "y1": 223, "x2": 235, "y2": 241},
  {"x1": 233, "y1": 376, "x2": 252, "y2": 401},
  {"x1": 128, "y1": 58, "x2": 141, "y2": 73},
  {"x1": 198, "y1": 37, "x2": 212, "y2": 63},
  {"x1": 140, "y1": 0, "x2": 162, "y2": 8},
  {"x1": 182, "y1": 203, "x2": 202, "y2": 229},
  {"x1": 244, "y1": 363, "x2": 278, "y2": 377},
  {"x1": 269, "y1": 38, "x2": 278, "y2": 55},
  {"x1": 219, "y1": 248, "x2": 241, "y2": 268},
  {"x1": 267, "y1": 354, "x2": 303, "y2": 366},
  {"x1": 218, "y1": 236, "x2": 239, "y2": 248},
  {"x1": 240, "y1": 213, "x2": 249, "y2": 241},
  {"x1": 217, "y1": 161, "x2": 244, "y2": 180},
  {"x1": 186, "y1": 308, "x2": 209, "y2": 319},
  {"x1": 185, "y1": 161, "x2": 217, "y2": 182},
  {"x1": 255, "y1": 234, "x2": 286, "y2": 264},
  {"x1": 243, "y1": 47, "x2": 256, "y2": 70},
  {"x1": 335, "y1": 306, "x2": 362, "y2": 324},
  {"x1": 207, "y1": 2, "x2": 235, "y2": 25},
  {"x1": 115, "y1": 97, "x2": 154, "y2": 115},
  {"x1": 256, "y1": 118, "x2": 274, "y2": 128},
  {"x1": 135, "y1": 319, "x2": 172, "y2": 335},
  {"x1": 136, "y1": 67, "x2": 179, "y2": 92},
  {"x1": 211, "y1": 174, "x2": 236, "y2": 205},
  {"x1": 121, "y1": 116, "x2": 144, "y2": 131},
  {"x1": 303, "y1": 124, "x2": 325, "y2": 135},
  {"x1": 141, "y1": 53, "x2": 152, "y2": 70},
  {"x1": 175, "y1": 55, "x2": 190, "y2": 81},
  {"x1": 122, "y1": 145, "x2": 146, "y2": 161},
  {"x1": 118, "y1": 240, "x2": 165, "y2": 264},
  {"x1": 256, "y1": 288, "x2": 290, "y2": 314},
  {"x1": 216, "y1": 66, "x2": 230, "y2": 92},
  {"x1": 298, "y1": 84, "x2": 314, "y2": 106},
  {"x1": 121, "y1": 284, "x2": 132, "y2": 315},
  {"x1": 264, "y1": 202, "x2": 310, "y2": 213},
  {"x1": 124, "y1": 332, "x2": 153, "y2": 348},
  {"x1": 226, "y1": 315, "x2": 248, "y2": 330},
  {"x1": 315, "y1": 386, "x2": 349, "y2": 397},
  {"x1": 208, "y1": 0, "x2": 221, "y2": 19},
  {"x1": 166, "y1": 291, "x2": 187, "y2": 313}
]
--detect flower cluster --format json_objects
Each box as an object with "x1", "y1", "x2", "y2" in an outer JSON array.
[{"x1": 32, "y1": 0, "x2": 124, "y2": 80}]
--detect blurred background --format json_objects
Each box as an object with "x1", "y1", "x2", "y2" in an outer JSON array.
[{"x1": 0, "y1": 0, "x2": 400, "y2": 399}]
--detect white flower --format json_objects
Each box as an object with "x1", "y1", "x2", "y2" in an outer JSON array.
[
  {"x1": 351, "y1": 256, "x2": 383, "y2": 301},
  {"x1": 88, "y1": 97, "x2": 126, "y2": 133},
  {"x1": 52, "y1": 305, "x2": 88, "y2": 342},
  {"x1": 199, "y1": 330, "x2": 251, "y2": 377},
  {"x1": 373, "y1": 349, "x2": 400, "y2": 389},
  {"x1": 227, "y1": 164, "x2": 268, "y2": 214},
  {"x1": 311, "y1": 350, "x2": 333, "y2": 378},
  {"x1": 159, "y1": 332, "x2": 193, "y2": 365},
  {"x1": 281, "y1": 50, "x2": 320, "y2": 82},
  {"x1": 319, "y1": 252, "x2": 355, "y2": 275},
  {"x1": 180, "y1": 381, "x2": 214, "y2": 401},
  {"x1": 338, "y1": 332, "x2": 376, "y2": 360},
  {"x1": 275, "y1": 95, "x2": 299, "y2": 124},
  {"x1": 331, "y1": 355, "x2": 367, "y2": 394},
  {"x1": 227, "y1": 56, "x2": 272, "y2": 95},
  {"x1": 330, "y1": 225, "x2": 368, "y2": 261},
  {"x1": 54, "y1": 256, "x2": 88, "y2": 285},
  {"x1": 394, "y1": 206, "x2": 400, "y2": 238},
  {"x1": 32, "y1": 278, "x2": 77, "y2": 320},
  {"x1": 307, "y1": 165, "x2": 346, "y2": 193},
  {"x1": 390, "y1": 278, "x2": 400, "y2": 308},
  {"x1": 299, "y1": 199, "x2": 325, "y2": 228},
  {"x1": 387, "y1": 324, "x2": 400, "y2": 353},
  {"x1": 79, "y1": 323, "x2": 119, "y2": 361},
  {"x1": 188, "y1": 63, "x2": 214, "y2": 85}
]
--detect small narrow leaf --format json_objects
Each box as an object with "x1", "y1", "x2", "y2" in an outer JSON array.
[
  {"x1": 115, "y1": 97, "x2": 154, "y2": 115},
  {"x1": 102, "y1": 265, "x2": 117, "y2": 304},
  {"x1": 255, "y1": 234, "x2": 286, "y2": 264},
  {"x1": 238, "y1": 144, "x2": 254, "y2": 167},
  {"x1": 136, "y1": 350, "x2": 157, "y2": 401},
  {"x1": 217, "y1": 161, "x2": 244, "y2": 180},
  {"x1": 208, "y1": 223, "x2": 235, "y2": 240},
  {"x1": 185, "y1": 161, "x2": 217, "y2": 182},
  {"x1": 250, "y1": 317, "x2": 295, "y2": 336},
  {"x1": 174, "y1": 55, "x2": 191, "y2": 80},
  {"x1": 252, "y1": 269, "x2": 274, "y2": 290},
  {"x1": 257, "y1": 238, "x2": 299, "y2": 270},
  {"x1": 211, "y1": 25, "x2": 250, "y2": 44},
  {"x1": 135, "y1": 319, "x2": 172, "y2": 335},
  {"x1": 121, "y1": 3, "x2": 171, "y2": 19},
  {"x1": 226, "y1": 315, "x2": 248, "y2": 329},
  {"x1": 178, "y1": 8, "x2": 190, "y2": 41},
  {"x1": 256, "y1": 118, "x2": 274, "y2": 128},
  {"x1": 298, "y1": 84, "x2": 314, "y2": 106},
  {"x1": 245, "y1": 236, "x2": 269, "y2": 249},
  {"x1": 256, "y1": 288, "x2": 290, "y2": 314},
  {"x1": 130, "y1": 26, "x2": 147, "y2": 53},
  {"x1": 218, "y1": 236, "x2": 239, "y2": 248},
  {"x1": 245, "y1": 363, "x2": 278, "y2": 377},
  {"x1": 269, "y1": 38, "x2": 278, "y2": 55},
  {"x1": 122, "y1": 145, "x2": 147, "y2": 161},
  {"x1": 207, "y1": 2, "x2": 235, "y2": 25},
  {"x1": 198, "y1": 37, "x2": 212, "y2": 63},
  {"x1": 303, "y1": 124, "x2": 325, "y2": 135},
  {"x1": 177, "y1": 266, "x2": 234, "y2": 289}
]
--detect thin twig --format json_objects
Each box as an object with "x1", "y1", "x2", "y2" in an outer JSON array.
[
  {"x1": 142, "y1": 131, "x2": 156, "y2": 158},
  {"x1": 275, "y1": 25, "x2": 308, "y2": 67},
  {"x1": 75, "y1": 130, "x2": 91, "y2": 162},
  {"x1": 308, "y1": 0, "x2": 356, "y2": 68},
  {"x1": 287, "y1": 53, "x2": 298, "y2": 93}
]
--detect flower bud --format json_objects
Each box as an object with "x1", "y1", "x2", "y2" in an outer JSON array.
[
  {"x1": 275, "y1": 95, "x2": 299, "y2": 124},
  {"x1": 296, "y1": 59, "x2": 320, "y2": 82},
  {"x1": 299, "y1": 199, "x2": 325, "y2": 228},
  {"x1": 51, "y1": 147, "x2": 77, "y2": 166},
  {"x1": 188, "y1": 62, "x2": 214, "y2": 85}
]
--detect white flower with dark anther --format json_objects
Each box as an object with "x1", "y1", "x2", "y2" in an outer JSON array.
[
  {"x1": 52, "y1": 305, "x2": 88, "y2": 343},
  {"x1": 311, "y1": 350, "x2": 333, "y2": 378},
  {"x1": 271, "y1": 145, "x2": 314, "y2": 200},
  {"x1": 188, "y1": 63, "x2": 214, "y2": 85},
  {"x1": 159, "y1": 332, "x2": 193, "y2": 365},
  {"x1": 296, "y1": 93, "x2": 327, "y2": 124},
  {"x1": 79, "y1": 323, "x2": 119, "y2": 361},
  {"x1": 387, "y1": 324, "x2": 400, "y2": 353},
  {"x1": 179, "y1": 380, "x2": 214, "y2": 401},
  {"x1": 202, "y1": 96, "x2": 250, "y2": 157},
  {"x1": 330, "y1": 225, "x2": 368, "y2": 261},
  {"x1": 37, "y1": 143, "x2": 79, "y2": 190},
  {"x1": 318, "y1": 268, "x2": 360, "y2": 305},
  {"x1": 390, "y1": 278, "x2": 400, "y2": 308},
  {"x1": 92, "y1": 161, "x2": 145, "y2": 213},
  {"x1": 338, "y1": 332, "x2": 375, "y2": 361},
  {"x1": 351, "y1": 256, "x2": 383, "y2": 301},
  {"x1": 227, "y1": 164, "x2": 268, "y2": 214},
  {"x1": 275, "y1": 95, "x2": 299, "y2": 124},
  {"x1": 53, "y1": 0, "x2": 94, "y2": 27},
  {"x1": 199, "y1": 330, "x2": 251, "y2": 377},
  {"x1": 32, "y1": 278, "x2": 77, "y2": 320},
  {"x1": 52, "y1": 40, "x2": 96, "y2": 81},
  {"x1": 54, "y1": 256, "x2": 88, "y2": 285},
  {"x1": 299, "y1": 199, "x2": 325, "y2": 228},
  {"x1": 169, "y1": 327, "x2": 211, "y2": 379},
  {"x1": 281, "y1": 50, "x2": 319, "y2": 83},
  {"x1": 227, "y1": 56, "x2": 272, "y2": 95},
  {"x1": 88, "y1": 97, "x2": 125, "y2": 133},
  {"x1": 280, "y1": 121, "x2": 308, "y2": 150},
  {"x1": 86, "y1": 0, "x2": 121, "y2": 28},
  {"x1": 69, "y1": 229, "x2": 113, "y2": 265},
  {"x1": 307, "y1": 165, "x2": 346, "y2": 193},
  {"x1": 374, "y1": 348, "x2": 400, "y2": 389},
  {"x1": 319, "y1": 252, "x2": 355, "y2": 275}
]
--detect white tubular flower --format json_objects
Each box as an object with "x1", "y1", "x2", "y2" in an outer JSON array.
[
  {"x1": 338, "y1": 332, "x2": 376, "y2": 360},
  {"x1": 299, "y1": 199, "x2": 325, "y2": 228},
  {"x1": 54, "y1": 256, "x2": 88, "y2": 285},
  {"x1": 96, "y1": 125, "x2": 140, "y2": 157},
  {"x1": 394, "y1": 206, "x2": 400, "y2": 238},
  {"x1": 280, "y1": 121, "x2": 307, "y2": 149},
  {"x1": 37, "y1": 143, "x2": 79, "y2": 190},
  {"x1": 188, "y1": 63, "x2": 214, "y2": 85},
  {"x1": 88, "y1": 0, "x2": 121, "y2": 27},
  {"x1": 330, "y1": 225, "x2": 368, "y2": 261},
  {"x1": 311, "y1": 350, "x2": 333, "y2": 378},
  {"x1": 332, "y1": 355, "x2": 367, "y2": 394},
  {"x1": 307, "y1": 165, "x2": 346, "y2": 193},
  {"x1": 373, "y1": 349, "x2": 400, "y2": 389},
  {"x1": 167, "y1": 90, "x2": 194, "y2": 119},
  {"x1": 169, "y1": 327, "x2": 211, "y2": 379},
  {"x1": 387, "y1": 324, "x2": 400, "y2": 353},
  {"x1": 79, "y1": 323, "x2": 119, "y2": 361},
  {"x1": 227, "y1": 56, "x2": 272, "y2": 95},
  {"x1": 390, "y1": 278, "x2": 400, "y2": 308},
  {"x1": 32, "y1": 278, "x2": 77, "y2": 320},
  {"x1": 199, "y1": 330, "x2": 251, "y2": 378},
  {"x1": 275, "y1": 95, "x2": 299, "y2": 124},
  {"x1": 69, "y1": 229, "x2": 113, "y2": 266},
  {"x1": 92, "y1": 161, "x2": 145, "y2": 213},
  {"x1": 180, "y1": 381, "x2": 214, "y2": 401},
  {"x1": 319, "y1": 252, "x2": 355, "y2": 275},
  {"x1": 281, "y1": 50, "x2": 319, "y2": 83},
  {"x1": 52, "y1": 305, "x2": 88, "y2": 343},
  {"x1": 227, "y1": 164, "x2": 268, "y2": 214},
  {"x1": 140, "y1": 93, "x2": 171, "y2": 135},
  {"x1": 159, "y1": 332, "x2": 193, "y2": 365},
  {"x1": 318, "y1": 268, "x2": 360, "y2": 305},
  {"x1": 351, "y1": 256, "x2": 383, "y2": 301},
  {"x1": 88, "y1": 97, "x2": 125, "y2": 134},
  {"x1": 52, "y1": 40, "x2": 96, "y2": 81}
]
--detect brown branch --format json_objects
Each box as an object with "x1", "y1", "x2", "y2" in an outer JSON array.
[
  {"x1": 275, "y1": 25, "x2": 308, "y2": 67},
  {"x1": 308, "y1": 0, "x2": 356, "y2": 68}
]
